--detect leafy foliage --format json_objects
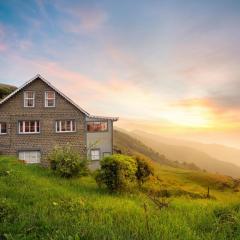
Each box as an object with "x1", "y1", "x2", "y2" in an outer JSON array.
[
  {"x1": 48, "y1": 144, "x2": 88, "y2": 178},
  {"x1": 95, "y1": 154, "x2": 137, "y2": 192},
  {"x1": 135, "y1": 155, "x2": 154, "y2": 186}
]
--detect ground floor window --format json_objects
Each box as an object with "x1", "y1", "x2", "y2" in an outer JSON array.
[
  {"x1": 19, "y1": 121, "x2": 40, "y2": 134},
  {"x1": 0, "y1": 122, "x2": 7, "y2": 134},
  {"x1": 90, "y1": 149, "x2": 100, "y2": 160},
  {"x1": 18, "y1": 151, "x2": 41, "y2": 164}
]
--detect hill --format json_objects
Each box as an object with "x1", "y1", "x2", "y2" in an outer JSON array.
[
  {"x1": 131, "y1": 130, "x2": 240, "y2": 167},
  {"x1": 113, "y1": 129, "x2": 200, "y2": 171},
  {"x1": 1, "y1": 156, "x2": 240, "y2": 239},
  {"x1": 128, "y1": 130, "x2": 240, "y2": 178},
  {"x1": 0, "y1": 83, "x2": 17, "y2": 100}
]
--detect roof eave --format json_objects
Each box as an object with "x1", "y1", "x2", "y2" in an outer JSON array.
[{"x1": 88, "y1": 115, "x2": 119, "y2": 121}]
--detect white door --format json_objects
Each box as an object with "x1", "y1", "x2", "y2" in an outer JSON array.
[{"x1": 18, "y1": 151, "x2": 41, "y2": 164}]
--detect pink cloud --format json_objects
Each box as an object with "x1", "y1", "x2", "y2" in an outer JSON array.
[{"x1": 0, "y1": 42, "x2": 7, "y2": 52}]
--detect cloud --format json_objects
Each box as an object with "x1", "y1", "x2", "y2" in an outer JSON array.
[
  {"x1": 207, "y1": 80, "x2": 240, "y2": 110},
  {"x1": 53, "y1": 2, "x2": 107, "y2": 34},
  {"x1": 0, "y1": 43, "x2": 7, "y2": 52}
]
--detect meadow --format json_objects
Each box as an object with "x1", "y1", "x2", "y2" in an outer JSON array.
[{"x1": 1, "y1": 156, "x2": 240, "y2": 240}]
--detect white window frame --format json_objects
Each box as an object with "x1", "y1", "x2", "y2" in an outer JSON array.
[
  {"x1": 90, "y1": 149, "x2": 100, "y2": 161},
  {"x1": 18, "y1": 121, "x2": 40, "y2": 134},
  {"x1": 0, "y1": 122, "x2": 7, "y2": 135},
  {"x1": 55, "y1": 120, "x2": 76, "y2": 133},
  {"x1": 45, "y1": 91, "x2": 56, "y2": 107},
  {"x1": 19, "y1": 151, "x2": 41, "y2": 164},
  {"x1": 24, "y1": 91, "x2": 35, "y2": 108}
]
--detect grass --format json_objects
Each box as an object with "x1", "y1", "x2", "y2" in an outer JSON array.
[{"x1": 1, "y1": 156, "x2": 240, "y2": 240}]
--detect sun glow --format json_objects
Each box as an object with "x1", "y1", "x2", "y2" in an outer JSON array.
[{"x1": 161, "y1": 106, "x2": 212, "y2": 128}]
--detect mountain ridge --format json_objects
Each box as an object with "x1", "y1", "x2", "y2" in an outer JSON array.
[{"x1": 114, "y1": 128, "x2": 240, "y2": 178}]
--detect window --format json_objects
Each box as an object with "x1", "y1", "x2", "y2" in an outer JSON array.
[
  {"x1": 19, "y1": 151, "x2": 41, "y2": 164},
  {"x1": 56, "y1": 120, "x2": 76, "y2": 132},
  {"x1": 87, "y1": 121, "x2": 108, "y2": 132},
  {"x1": 103, "y1": 152, "x2": 111, "y2": 158},
  {"x1": 91, "y1": 149, "x2": 100, "y2": 160},
  {"x1": 19, "y1": 121, "x2": 40, "y2": 134},
  {"x1": 45, "y1": 91, "x2": 55, "y2": 107},
  {"x1": 0, "y1": 122, "x2": 7, "y2": 134},
  {"x1": 24, "y1": 91, "x2": 35, "y2": 107}
]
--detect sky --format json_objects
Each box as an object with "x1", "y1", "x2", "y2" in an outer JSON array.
[{"x1": 0, "y1": 0, "x2": 240, "y2": 148}]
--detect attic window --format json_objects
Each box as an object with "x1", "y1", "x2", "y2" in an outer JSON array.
[
  {"x1": 45, "y1": 91, "x2": 55, "y2": 107},
  {"x1": 24, "y1": 91, "x2": 35, "y2": 107},
  {"x1": 0, "y1": 122, "x2": 7, "y2": 134}
]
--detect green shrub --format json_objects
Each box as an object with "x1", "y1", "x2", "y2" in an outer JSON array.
[
  {"x1": 48, "y1": 144, "x2": 88, "y2": 178},
  {"x1": 95, "y1": 154, "x2": 137, "y2": 192},
  {"x1": 135, "y1": 155, "x2": 154, "y2": 186}
]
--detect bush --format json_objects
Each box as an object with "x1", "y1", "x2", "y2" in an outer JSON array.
[
  {"x1": 95, "y1": 154, "x2": 137, "y2": 192},
  {"x1": 135, "y1": 155, "x2": 154, "y2": 186},
  {"x1": 48, "y1": 144, "x2": 88, "y2": 178}
]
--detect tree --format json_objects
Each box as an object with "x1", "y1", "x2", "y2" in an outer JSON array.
[
  {"x1": 135, "y1": 156, "x2": 154, "y2": 186},
  {"x1": 95, "y1": 154, "x2": 137, "y2": 192}
]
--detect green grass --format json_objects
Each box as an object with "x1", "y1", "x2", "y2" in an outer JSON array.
[{"x1": 1, "y1": 156, "x2": 240, "y2": 240}]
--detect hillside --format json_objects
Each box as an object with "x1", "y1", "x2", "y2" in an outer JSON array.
[
  {"x1": 187, "y1": 142, "x2": 240, "y2": 167},
  {"x1": 129, "y1": 130, "x2": 240, "y2": 178},
  {"x1": 0, "y1": 83, "x2": 17, "y2": 99},
  {"x1": 131, "y1": 130, "x2": 240, "y2": 167},
  {"x1": 1, "y1": 156, "x2": 240, "y2": 239},
  {"x1": 113, "y1": 130, "x2": 200, "y2": 171}
]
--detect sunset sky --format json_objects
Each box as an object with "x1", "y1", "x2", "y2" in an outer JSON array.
[{"x1": 0, "y1": 0, "x2": 240, "y2": 148}]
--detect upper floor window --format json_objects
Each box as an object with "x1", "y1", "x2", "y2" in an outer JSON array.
[
  {"x1": 45, "y1": 91, "x2": 55, "y2": 107},
  {"x1": 0, "y1": 122, "x2": 7, "y2": 134},
  {"x1": 56, "y1": 120, "x2": 76, "y2": 133},
  {"x1": 19, "y1": 121, "x2": 40, "y2": 134},
  {"x1": 87, "y1": 121, "x2": 108, "y2": 132},
  {"x1": 24, "y1": 91, "x2": 35, "y2": 108}
]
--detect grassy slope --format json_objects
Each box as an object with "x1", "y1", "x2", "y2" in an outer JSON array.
[
  {"x1": 1, "y1": 156, "x2": 240, "y2": 240},
  {"x1": 0, "y1": 83, "x2": 16, "y2": 100}
]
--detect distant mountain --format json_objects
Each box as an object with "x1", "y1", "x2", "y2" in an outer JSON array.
[
  {"x1": 0, "y1": 83, "x2": 17, "y2": 99},
  {"x1": 113, "y1": 129, "x2": 200, "y2": 171},
  {"x1": 186, "y1": 142, "x2": 240, "y2": 167},
  {"x1": 129, "y1": 130, "x2": 240, "y2": 178},
  {"x1": 131, "y1": 130, "x2": 240, "y2": 167}
]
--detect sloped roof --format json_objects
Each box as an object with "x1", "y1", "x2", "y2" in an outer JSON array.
[{"x1": 0, "y1": 74, "x2": 118, "y2": 121}]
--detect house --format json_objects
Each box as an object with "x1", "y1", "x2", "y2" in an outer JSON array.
[{"x1": 0, "y1": 74, "x2": 118, "y2": 168}]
